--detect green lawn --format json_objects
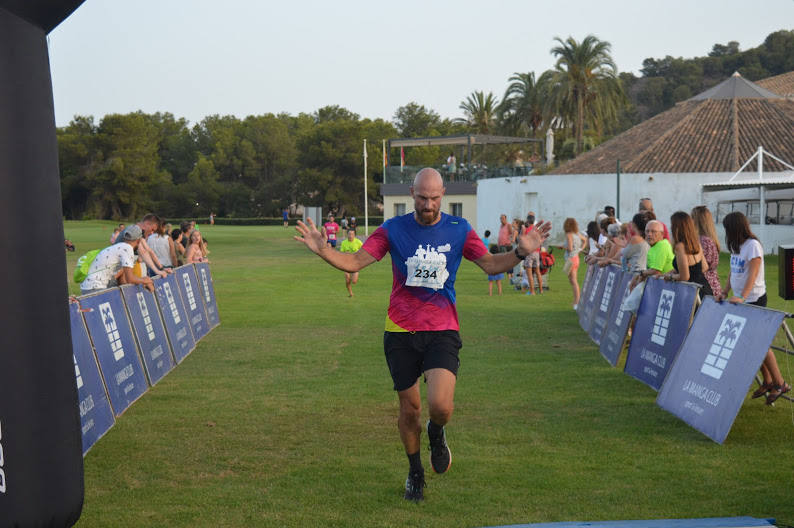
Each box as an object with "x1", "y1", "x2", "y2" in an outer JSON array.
[{"x1": 64, "y1": 222, "x2": 794, "y2": 527}]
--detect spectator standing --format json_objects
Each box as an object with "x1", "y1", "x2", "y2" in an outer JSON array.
[
  {"x1": 585, "y1": 221, "x2": 601, "y2": 257},
  {"x1": 283, "y1": 208, "x2": 289, "y2": 228},
  {"x1": 663, "y1": 211, "x2": 712, "y2": 297},
  {"x1": 691, "y1": 205, "x2": 722, "y2": 298},
  {"x1": 497, "y1": 214, "x2": 513, "y2": 253},
  {"x1": 487, "y1": 245, "x2": 504, "y2": 296},
  {"x1": 80, "y1": 225, "x2": 154, "y2": 294},
  {"x1": 721, "y1": 211, "x2": 789, "y2": 404},
  {"x1": 119, "y1": 215, "x2": 172, "y2": 279},
  {"x1": 563, "y1": 217, "x2": 587, "y2": 309},
  {"x1": 630, "y1": 220, "x2": 673, "y2": 290},
  {"x1": 523, "y1": 213, "x2": 543, "y2": 295},
  {"x1": 604, "y1": 205, "x2": 621, "y2": 225},
  {"x1": 171, "y1": 228, "x2": 185, "y2": 266},
  {"x1": 447, "y1": 152, "x2": 456, "y2": 181},
  {"x1": 638, "y1": 198, "x2": 670, "y2": 241},
  {"x1": 185, "y1": 230, "x2": 208, "y2": 263},
  {"x1": 621, "y1": 213, "x2": 650, "y2": 273},
  {"x1": 147, "y1": 219, "x2": 177, "y2": 276}
]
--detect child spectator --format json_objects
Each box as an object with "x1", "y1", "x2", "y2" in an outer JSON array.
[{"x1": 487, "y1": 244, "x2": 504, "y2": 296}]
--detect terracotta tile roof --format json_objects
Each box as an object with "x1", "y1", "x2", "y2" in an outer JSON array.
[
  {"x1": 756, "y1": 70, "x2": 794, "y2": 98},
  {"x1": 551, "y1": 77, "x2": 794, "y2": 175}
]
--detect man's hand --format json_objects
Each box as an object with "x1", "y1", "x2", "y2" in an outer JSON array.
[
  {"x1": 143, "y1": 277, "x2": 155, "y2": 293},
  {"x1": 516, "y1": 220, "x2": 551, "y2": 255},
  {"x1": 294, "y1": 218, "x2": 328, "y2": 254}
]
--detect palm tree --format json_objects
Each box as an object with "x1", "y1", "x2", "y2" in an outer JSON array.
[
  {"x1": 457, "y1": 91, "x2": 499, "y2": 134},
  {"x1": 499, "y1": 70, "x2": 553, "y2": 138},
  {"x1": 549, "y1": 35, "x2": 625, "y2": 156}
]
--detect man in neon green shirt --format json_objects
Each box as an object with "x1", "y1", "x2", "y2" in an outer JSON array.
[
  {"x1": 339, "y1": 229, "x2": 363, "y2": 296},
  {"x1": 629, "y1": 220, "x2": 674, "y2": 291}
]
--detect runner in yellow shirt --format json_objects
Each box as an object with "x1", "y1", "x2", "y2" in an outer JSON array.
[{"x1": 339, "y1": 229, "x2": 363, "y2": 296}]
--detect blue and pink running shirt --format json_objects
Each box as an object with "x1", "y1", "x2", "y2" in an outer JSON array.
[{"x1": 362, "y1": 212, "x2": 488, "y2": 332}]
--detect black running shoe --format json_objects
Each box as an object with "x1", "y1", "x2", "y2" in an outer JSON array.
[
  {"x1": 427, "y1": 420, "x2": 451, "y2": 474},
  {"x1": 404, "y1": 470, "x2": 425, "y2": 502}
]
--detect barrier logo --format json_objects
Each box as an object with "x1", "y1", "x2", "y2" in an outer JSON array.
[
  {"x1": 588, "y1": 270, "x2": 603, "y2": 302},
  {"x1": 163, "y1": 283, "x2": 181, "y2": 324},
  {"x1": 599, "y1": 272, "x2": 616, "y2": 312},
  {"x1": 200, "y1": 268, "x2": 211, "y2": 304},
  {"x1": 73, "y1": 354, "x2": 84, "y2": 389},
  {"x1": 99, "y1": 302, "x2": 125, "y2": 361},
  {"x1": 650, "y1": 290, "x2": 676, "y2": 346},
  {"x1": 136, "y1": 292, "x2": 156, "y2": 341},
  {"x1": 701, "y1": 314, "x2": 746, "y2": 380},
  {"x1": 614, "y1": 282, "x2": 632, "y2": 326},
  {"x1": 182, "y1": 273, "x2": 197, "y2": 311}
]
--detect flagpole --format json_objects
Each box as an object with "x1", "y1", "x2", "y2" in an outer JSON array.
[{"x1": 363, "y1": 139, "x2": 369, "y2": 237}]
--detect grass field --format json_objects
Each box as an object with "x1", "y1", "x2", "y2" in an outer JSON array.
[{"x1": 64, "y1": 221, "x2": 794, "y2": 528}]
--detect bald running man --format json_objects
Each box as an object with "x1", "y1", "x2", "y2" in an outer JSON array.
[{"x1": 295, "y1": 168, "x2": 551, "y2": 502}]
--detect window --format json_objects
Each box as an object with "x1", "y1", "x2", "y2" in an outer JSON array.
[
  {"x1": 450, "y1": 203, "x2": 463, "y2": 216},
  {"x1": 716, "y1": 199, "x2": 794, "y2": 225},
  {"x1": 394, "y1": 203, "x2": 406, "y2": 216}
]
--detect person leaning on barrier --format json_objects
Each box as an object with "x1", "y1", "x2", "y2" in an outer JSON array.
[
  {"x1": 720, "y1": 211, "x2": 789, "y2": 405},
  {"x1": 118, "y1": 214, "x2": 174, "y2": 279},
  {"x1": 80, "y1": 225, "x2": 154, "y2": 295},
  {"x1": 662, "y1": 211, "x2": 712, "y2": 298},
  {"x1": 621, "y1": 213, "x2": 650, "y2": 273},
  {"x1": 629, "y1": 219, "x2": 673, "y2": 290}
]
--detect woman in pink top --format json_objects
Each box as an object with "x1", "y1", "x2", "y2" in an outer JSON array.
[{"x1": 690, "y1": 206, "x2": 722, "y2": 298}]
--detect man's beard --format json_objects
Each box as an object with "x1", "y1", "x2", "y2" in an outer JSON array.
[{"x1": 417, "y1": 208, "x2": 439, "y2": 225}]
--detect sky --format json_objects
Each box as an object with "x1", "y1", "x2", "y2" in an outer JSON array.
[{"x1": 47, "y1": 0, "x2": 794, "y2": 128}]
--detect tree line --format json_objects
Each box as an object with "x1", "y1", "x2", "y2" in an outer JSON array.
[{"x1": 58, "y1": 30, "x2": 794, "y2": 220}]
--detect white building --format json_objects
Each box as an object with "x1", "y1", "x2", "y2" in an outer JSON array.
[{"x1": 476, "y1": 73, "x2": 794, "y2": 253}]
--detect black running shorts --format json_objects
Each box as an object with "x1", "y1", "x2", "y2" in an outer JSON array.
[{"x1": 383, "y1": 330, "x2": 462, "y2": 391}]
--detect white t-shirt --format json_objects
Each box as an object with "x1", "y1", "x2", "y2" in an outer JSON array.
[
  {"x1": 729, "y1": 238, "x2": 765, "y2": 302},
  {"x1": 80, "y1": 243, "x2": 136, "y2": 292}
]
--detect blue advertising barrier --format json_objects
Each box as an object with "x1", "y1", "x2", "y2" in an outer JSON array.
[
  {"x1": 79, "y1": 289, "x2": 149, "y2": 416},
  {"x1": 153, "y1": 274, "x2": 196, "y2": 363},
  {"x1": 69, "y1": 301, "x2": 115, "y2": 455},
  {"x1": 624, "y1": 278, "x2": 699, "y2": 390},
  {"x1": 579, "y1": 266, "x2": 603, "y2": 333},
  {"x1": 587, "y1": 266, "x2": 622, "y2": 345},
  {"x1": 599, "y1": 271, "x2": 636, "y2": 366},
  {"x1": 657, "y1": 297, "x2": 786, "y2": 443},
  {"x1": 577, "y1": 264, "x2": 595, "y2": 329},
  {"x1": 175, "y1": 265, "x2": 210, "y2": 341},
  {"x1": 120, "y1": 284, "x2": 175, "y2": 386},
  {"x1": 194, "y1": 262, "x2": 220, "y2": 329}
]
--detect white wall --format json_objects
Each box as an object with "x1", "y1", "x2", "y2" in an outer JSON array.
[
  {"x1": 476, "y1": 172, "x2": 794, "y2": 253},
  {"x1": 384, "y1": 193, "x2": 477, "y2": 227}
]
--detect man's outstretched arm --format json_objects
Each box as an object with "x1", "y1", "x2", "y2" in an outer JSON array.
[
  {"x1": 294, "y1": 218, "x2": 377, "y2": 272},
  {"x1": 473, "y1": 220, "x2": 551, "y2": 275}
]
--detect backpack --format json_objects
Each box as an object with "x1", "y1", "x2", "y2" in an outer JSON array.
[
  {"x1": 73, "y1": 249, "x2": 102, "y2": 284},
  {"x1": 539, "y1": 249, "x2": 555, "y2": 274}
]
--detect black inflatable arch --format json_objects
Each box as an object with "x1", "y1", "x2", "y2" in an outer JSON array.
[{"x1": 1, "y1": 1, "x2": 87, "y2": 526}]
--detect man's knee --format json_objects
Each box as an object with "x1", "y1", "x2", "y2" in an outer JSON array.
[{"x1": 428, "y1": 400, "x2": 454, "y2": 424}]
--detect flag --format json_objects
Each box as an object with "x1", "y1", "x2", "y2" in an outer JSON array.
[{"x1": 400, "y1": 147, "x2": 405, "y2": 172}]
